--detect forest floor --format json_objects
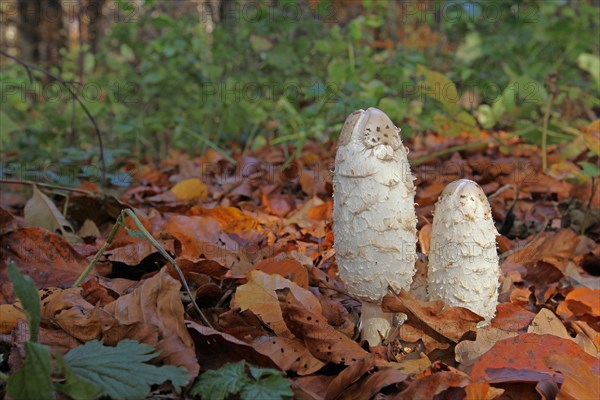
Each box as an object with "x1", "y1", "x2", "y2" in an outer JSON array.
[{"x1": 1, "y1": 131, "x2": 599, "y2": 399}]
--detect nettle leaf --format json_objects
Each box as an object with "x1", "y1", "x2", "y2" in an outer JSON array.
[
  {"x1": 54, "y1": 351, "x2": 102, "y2": 400},
  {"x1": 7, "y1": 342, "x2": 53, "y2": 400},
  {"x1": 7, "y1": 261, "x2": 40, "y2": 342},
  {"x1": 243, "y1": 365, "x2": 293, "y2": 400},
  {"x1": 190, "y1": 361, "x2": 292, "y2": 400},
  {"x1": 64, "y1": 339, "x2": 189, "y2": 400},
  {"x1": 190, "y1": 361, "x2": 250, "y2": 400}
]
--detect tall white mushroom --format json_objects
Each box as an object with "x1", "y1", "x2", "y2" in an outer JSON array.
[
  {"x1": 333, "y1": 108, "x2": 418, "y2": 346},
  {"x1": 427, "y1": 179, "x2": 500, "y2": 322}
]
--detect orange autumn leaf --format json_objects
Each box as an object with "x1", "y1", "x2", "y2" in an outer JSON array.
[
  {"x1": 171, "y1": 178, "x2": 209, "y2": 201},
  {"x1": 556, "y1": 287, "x2": 600, "y2": 320},
  {"x1": 189, "y1": 205, "x2": 262, "y2": 232}
]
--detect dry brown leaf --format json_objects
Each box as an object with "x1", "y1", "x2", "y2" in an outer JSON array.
[
  {"x1": 324, "y1": 358, "x2": 374, "y2": 400},
  {"x1": 391, "y1": 366, "x2": 470, "y2": 399},
  {"x1": 455, "y1": 325, "x2": 518, "y2": 367},
  {"x1": 0, "y1": 304, "x2": 25, "y2": 334},
  {"x1": 41, "y1": 287, "x2": 111, "y2": 342},
  {"x1": 0, "y1": 227, "x2": 86, "y2": 303},
  {"x1": 469, "y1": 333, "x2": 598, "y2": 383},
  {"x1": 502, "y1": 229, "x2": 579, "y2": 273},
  {"x1": 186, "y1": 320, "x2": 279, "y2": 371},
  {"x1": 171, "y1": 178, "x2": 209, "y2": 201},
  {"x1": 279, "y1": 290, "x2": 372, "y2": 365},
  {"x1": 545, "y1": 354, "x2": 600, "y2": 400},
  {"x1": 464, "y1": 382, "x2": 505, "y2": 400},
  {"x1": 189, "y1": 205, "x2": 262, "y2": 232},
  {"x1": 383, "y1": 290, "x2": 482, "y2": 343},
  {"x1": 254, "y1": 257, "x2": 309, "y2": 288},
  {"x1": 232, "y1": 270, "x2": 322, "y2": 337},
  {"x1": 252, "y1": 336, "x2": 325, "y2": 375},
  {"x1": 338, "y1": 368, "x2": 408, "y2": 400},
  {"x1": 103, "y1": 268, "x2": 199, "y2": 379}
]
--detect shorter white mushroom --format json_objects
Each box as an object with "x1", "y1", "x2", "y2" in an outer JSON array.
[{"x1": 427, "y1": 179, "x2": 500, "y2": 322}]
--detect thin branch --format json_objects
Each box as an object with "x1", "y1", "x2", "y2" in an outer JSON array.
[
  {"x1": 410, "y1": 141, "x2": 488, "y2": 166},
  {"x1": 0, "y1": 178, "x2": 100, "y2": 196},
  {"x1": 0, "y1": 49, "x2": 106, "y2": 185}
]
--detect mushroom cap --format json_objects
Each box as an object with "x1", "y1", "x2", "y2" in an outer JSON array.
[
  {"x1": 427, "y1": 179, "x2": 500, "y2": 320},
  {"x1": 334, "y1": 108, "x2": 417, "y2": 303}
]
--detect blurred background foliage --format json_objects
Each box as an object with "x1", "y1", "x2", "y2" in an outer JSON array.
[{"x1": 0, "y1": 0, "x2": 598, "y2": 183}]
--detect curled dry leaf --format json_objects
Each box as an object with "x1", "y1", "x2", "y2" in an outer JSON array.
[
  {"x1": 0, "y1": 227, "x2": 86, "y2": 303},
  {"x1": 186, "y1": 320, "x2": 279, "y2": 371},
  {"x1": 103, "y1": 268, "x2": 199, "y2": 379},
  {"x1": 189, "y1": 205, "x2": 262, "y2": 233},
  {"x1": 545, "y1": 354, "x2": 600, "y2": 400},
  {"x1": 279, "y1": 290, "x2": 372, "y2": 365},
  {"x1": 455, "y1": 325, "x2": 518, "y2": 366},
  {"x1": 324, "y1": 358, "x2": 374, "y2": 400},
  {"x1": 390, "y1": 365, "x2": 470, "y2": 400},
  {"x1": 337, "y1": 368, "x2": 409, "y2": 400},
  {"x1": 252, "y1": 336, "x2": 325, "y2": 375},
  {"x1": 556, "y1": 287, "x2": 600, "y2": 321},
  {"x1": 382, "y1": 290, "x2": 482, "y2": 343},
  {"x1": 232, "y1": 270, "x2": 322, "y2": 337},
  {"x1": 464, "y1": 382, "x2": 505, "y2": 400},
  {"x1": 41, "y1": 287, "x2": 111, "y2": 342}
]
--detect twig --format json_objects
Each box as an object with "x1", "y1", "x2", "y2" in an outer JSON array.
[
  {"x1": 580, "y1": 177, "x2": 597, "y2": 235},
  {"x1": 72, "y1": 209, "x2": 214, "y2": 328},
  {"x1": 410, "y1": 141, "x2": 488, "y2": 166},
  {"x1": 541, "y1": 73, "x2": 559, "y2": 171},
  {"x1": 0, "y1": 49, "x2": 106, "y2": 185},
  {"x1": 0, "y1": 178, "x2": 99, "y2": 196}
]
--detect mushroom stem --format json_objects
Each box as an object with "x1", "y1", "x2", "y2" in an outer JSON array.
[{"x1": 360, "y1": 301, "x2": 394, "y2": 347}]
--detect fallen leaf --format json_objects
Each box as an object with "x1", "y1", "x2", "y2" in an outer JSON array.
[
  {"x1": 455, "y1": 325, "x2": 518, "y2": 367},
  {"x1": 24, "y1": 186, "x2": 80, "y2": 243},
  {"x1": 391, "y1": 365, "x2": 470, "y2": 399},
  {"x1": 279, "y1": 290, "x2": 372, "y2": 365},
  {"x1": 0, "y1": 228, "x2": 86, "y2": 303},
  {"x1": 324, "y1": 358, "x2": 374, "y2": 400},
  {"x1": 383, "y1": 290, "x2": 482, "y2": 343},
  {"x1": 232, "y1": 270, "x2": 322, "y2": 337},
  {"x1": 254, "y1": 257, "x2": 309, "y2": 288},
  {"x1": 186, "y1": 320, "x2": 279, "y2": 371},
  {"x1": 545, "y1": 354, "x2": 600, "y2": 400},
  {"x1": 252, "y1": 336, "x2": 325, "y2": 375},
  {"x1": 527, "y1": 308, "x2": 571, "y2": 340},
  {"x1": 556, "y1": 287, "x2": 600, "y2": 320},
  {"x1": 338, "y1": 368, "x2": 408, "y2": 400},
  {"x1": 0, "y1": 304, "x2": 25, "y2": 334},
  {"x1": 103, "y1": 268, "x2": 199, "y2": 378},
  {"x1": 170, "y1": 178, "x2": 209, "y2": 201},
  {"x1": 40, "y1": 287, "x2": 111, "y2": 342},
  {"x1": 189, "y1": 206, "x2": 262, "y2": 233},
  {"x1": 469, "y1": 333, "x2": 597, "y2": 383},
  {"x1": 464, "y1": 382, "x2": 504, "y2": 400}
]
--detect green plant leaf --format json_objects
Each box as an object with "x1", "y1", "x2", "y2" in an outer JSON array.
[
  {"x1": 54, "y1": 351, "x2": 103, "y2": 400},
  {"x1": 190, "y1": 361, "x2": 250, "y2": 400},
  {"x1": 7, "y1": 342, "x2": 53, "y2": 400},
  {"x1": 64, "y1": 339, "x2": 190, "y2": 400},
  {"x1": 579, "y1": 161, "x2": 600, "y2": 178},
  {"x1": 7, "y1": 261, "x2": 40, "y2": 342},
  {"x1": 577, "y1": 53, "x2": 600, "y2": 90},
  {"x1": 242, "y1": 365, "x2": 293, "y2": 400},
  {"x1": 417, "y1": 65, "x2": 460, "y2": 115}
]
